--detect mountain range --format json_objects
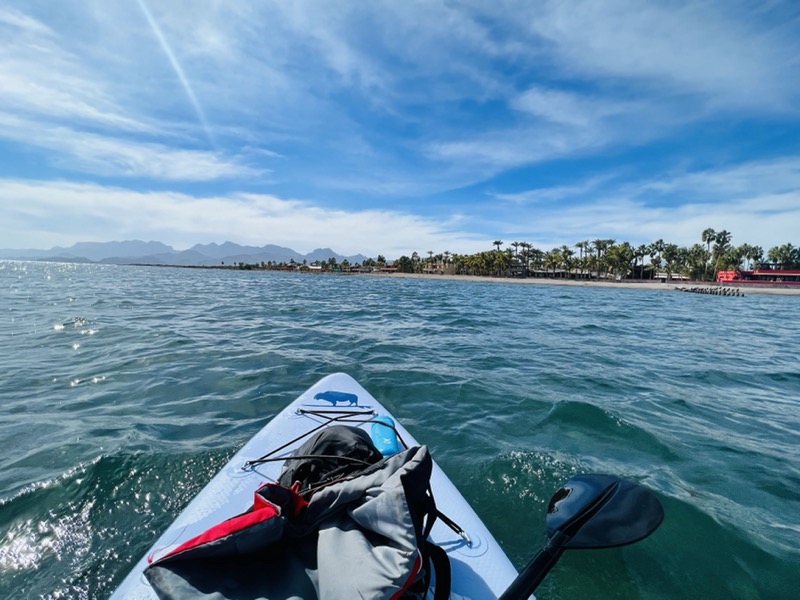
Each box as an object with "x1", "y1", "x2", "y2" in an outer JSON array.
[{"x1": 0, "y1": 241, "x2": 367, "y2": 267}]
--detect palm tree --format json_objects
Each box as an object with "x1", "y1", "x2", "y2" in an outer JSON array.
[
  {"x1": 591, "y1": 239, "x2": 605, "y2": 279},
  {"x1": 530, "y1": 248, "x2": 545, "y2": 275},
  {"x1": 686, "y1": 244, "x2": 708, "y2": 280},
  {"x1": 575, "y1": 241, "x2": 587, "y2": 260},
  {"x1": 701, "y1": 228, "x2": 716, "y2": 250},
  {"x1": 737, "y1": 243, "x2": 757, "y2": 270},
  {"x1": 635, "y1": 244, "x2": 649, "y2": 279},
  {"x1": 767, "y1": 245, "x2": 781, "y2": 267},
  {"x1": 768, "y1": 243, "x2": 799, "y2": 269},
  {"x1": 602, "y1": 242, "x2": 632, "y2": 279},
  {"x1": 732, "y1": 245, "x2": 749, "y2": 271},
  {"x1": 544, "y1": 249, "x2": 560, "y2": 277},
  {"x1": 662, "y1": 243, "x2": 679, "y2": 281},
  {"x1": 749, "y1": 245, "x2": 764, "y2": 269},
  {"x1": 590, "y1": 239, "x2": 615, "y2": 278},
  {"x1": 648, "y1": 244, "x2": 661, "y2": 278},
  {"x1": 575, "y1": 241, "x2": 590, "y2": 278},
  {"x1": 701, "y1": 228, "x2": 716, "y2": 280},
  {"x1": 645, "y1": 239, "x2": 664, "y2": 279},
  {"x1": 519, "y1": 242, "x2": 531, "y2": 276},
  {"x1": 712, "y1": 230, "x2": 732, "y2": 277},
  {"x1": 714, "y1": 230, "x2": 731, "y2": 252},
  {"x1": 559, "y1": 245, "x2": 574, "y2": 278},
  {"x1": 490, "y1": 241, "x2": 506, "y2": 276},
  {"x1": 781, "y1": 244, "x2": 800, "y2": 269}
]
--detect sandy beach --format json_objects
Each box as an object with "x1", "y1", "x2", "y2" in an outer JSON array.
[{"x1": 364, "y1": 271, "x2": 800, "y2": 296}]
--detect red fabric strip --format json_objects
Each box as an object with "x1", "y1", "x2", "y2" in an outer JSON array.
[
  {"x1": 390, "y1": 553, "x2": 423, "y2": 600},
  {"x1": 161, "y1": 501, "x2": 280, "y2": 559}
]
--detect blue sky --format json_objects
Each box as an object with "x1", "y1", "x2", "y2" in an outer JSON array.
[{"x1": 1, "y1": 0, "x2": 799, "y2": 258}]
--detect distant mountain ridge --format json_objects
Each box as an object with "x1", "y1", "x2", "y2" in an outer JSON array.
[{"x1": 0, "y1": 240, "x2": 367, "y2": 266}]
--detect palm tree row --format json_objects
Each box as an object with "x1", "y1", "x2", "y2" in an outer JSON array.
[
  {"x1": 393, "y1": 229, "x2": 800, "y2": 281},
  {"x1": 218, "y1": 228, "x2": 798, "y2": 281}
]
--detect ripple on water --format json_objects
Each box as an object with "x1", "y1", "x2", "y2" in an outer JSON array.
[
  {"x1": 2, "y1": 264, "x2": 800, "y2": 599},
  {"x1": 0, "y1": 450, "x2": 231, "y2": 598}
]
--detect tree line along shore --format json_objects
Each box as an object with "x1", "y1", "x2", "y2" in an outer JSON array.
[{"x1": 220, "y1": 228, "x2": 799, "y2": 283}]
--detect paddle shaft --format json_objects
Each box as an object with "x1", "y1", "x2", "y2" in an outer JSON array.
[
  {"x1": 498, "y1": 530, "x2": 568, "y2": 600},
  {"x1": 499, "y1": 479, "x2": 617, "y2": 599}
]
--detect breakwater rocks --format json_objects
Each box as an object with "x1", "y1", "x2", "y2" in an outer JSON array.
[{"x1": 676, "y1": 286, "x2": 744, "y2": 297}]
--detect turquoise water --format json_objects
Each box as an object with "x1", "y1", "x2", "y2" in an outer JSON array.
[{"x1": 1, "y1": 261, "x2": 798, "y2": 599}]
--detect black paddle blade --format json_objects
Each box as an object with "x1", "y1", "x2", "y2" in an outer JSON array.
[
  {"x1": 498, "y1": 473, "x2": 664, "y2": 599},
  {"x1": 546, "y1": 473, "x2": 664, "y2": 549}
]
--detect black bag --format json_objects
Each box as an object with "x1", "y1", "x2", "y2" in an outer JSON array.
[{"x1": 278, "y1": 425, "x2": 384, "y2": 494}]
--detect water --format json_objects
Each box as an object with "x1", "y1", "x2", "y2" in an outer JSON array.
[{"x1": 1, "y1": 261, "x2": 798, "y2": 599}]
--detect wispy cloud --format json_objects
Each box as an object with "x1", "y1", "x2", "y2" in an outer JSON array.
[
  {"x1": 0, "y1": 113, "x2": 261, "y2": 181},
  {"x1": 424, "y1": 0, "x2": 800, "y2": 178},
  {"x1": 492, "y1": 174, "x2": 619, "y2": 205},
  {"x1": 632, "y1": 157, "x2": 800, "y2": 202},
  {"x1": 0, "y1": 9, "x2": 150, "y2": 132},
  {"x1": 511, "y1": 87, "x2": 629, "y2": 127},
  {"x1": 523, "y1": 0, "x2": 800, "y2": 111},
  {"x1": 0, "y1": 5, "x2": 259, "y2": 181}
]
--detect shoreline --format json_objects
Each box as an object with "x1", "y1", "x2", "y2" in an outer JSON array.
[
  {"x1": 362, "y1": 271, "x2": 800, "y2": 296},
  {"x1": 9, "y1": 258, "x2": 798, "y2": 296}
]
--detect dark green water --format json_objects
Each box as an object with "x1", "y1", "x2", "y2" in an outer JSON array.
[{"x1": 1, "y1": 261, "x2": 798, "y2": 599}]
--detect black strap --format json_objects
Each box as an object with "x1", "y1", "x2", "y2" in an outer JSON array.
[
  {"x1": 436, "y1": 508, "x2": 471, "y2": 544},
  {"x1": 426, "y1": 541, "x2": 451, "y2": 600}
]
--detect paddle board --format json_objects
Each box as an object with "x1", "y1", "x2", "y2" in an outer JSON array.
[{"x1": 111, "y1": 373, "x2": 521, "y2": 599}]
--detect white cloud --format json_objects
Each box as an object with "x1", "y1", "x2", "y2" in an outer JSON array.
[
  {"x1": 486, "y1": 157, "x2": 800, "y2": 249},
  {"x1": 482, "y1": 192, "x2": 800, "y2": 253},
  {"x1": 0, "y1": 179, "x2": 488, "y2": 256}
]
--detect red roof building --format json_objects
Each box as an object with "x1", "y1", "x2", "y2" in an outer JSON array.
[{"x1": 717, "y1": 269, "x2": 800, "y2": 285}]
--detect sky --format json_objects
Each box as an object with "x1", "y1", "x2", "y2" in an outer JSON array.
[{"x1": 1, "y1": 0, "x2": 799, "y2": 258}]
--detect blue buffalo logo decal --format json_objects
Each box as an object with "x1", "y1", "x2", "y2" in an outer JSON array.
[{"x1": 313, "y1": 391, "x2": 359, "y2": 406}]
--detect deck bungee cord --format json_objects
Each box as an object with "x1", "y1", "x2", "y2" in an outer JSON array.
[
  {"x1": 243, "y1": 406, "x2": 473, "y2": 545},
  {"x1": 242, "y1": 407, "x2": 383, "y2": 468}
]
